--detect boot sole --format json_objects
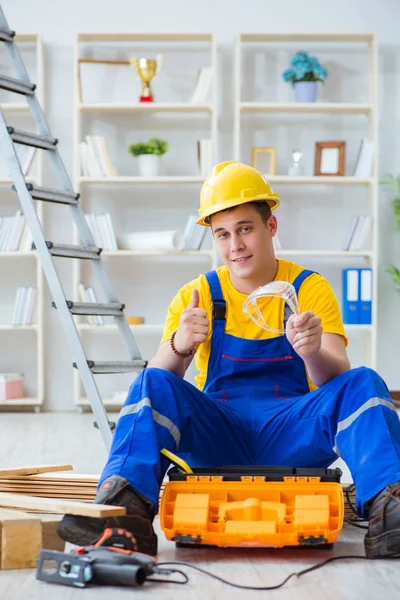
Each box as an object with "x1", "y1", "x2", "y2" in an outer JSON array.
[
  {"x1": 58, "y1": 514, "x2": 158, "y2": 556},
  {"x1": 365, "y1": 527, "x2": 400, "y2": 558}
]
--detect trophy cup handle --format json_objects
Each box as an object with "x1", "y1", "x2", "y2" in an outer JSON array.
[{"x1": 155, "y1": 54, "x2": 163, "y2": 74}]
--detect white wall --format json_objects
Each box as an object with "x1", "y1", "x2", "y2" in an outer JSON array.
[{"x1": 1, "y1": 0, "x2": 400, "y2": 409}]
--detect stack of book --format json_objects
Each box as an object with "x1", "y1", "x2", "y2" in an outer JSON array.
[
  {"x1": 343, "y1": 215, "x2": 372, "y2": 251},
  {"x1": 0, "y1": 210, "x2": 33, "y2": 252},
  {"x1": 11, "y1": 286, "x2": 37, "y2": 326},
  {"x1": 80, "y1": 135, "x2": 116, "y2": 177},
  {"x1": 84, "y1": 212, "x2": 118, "y2": 251}
]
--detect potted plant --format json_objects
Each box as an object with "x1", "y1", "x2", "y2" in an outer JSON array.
[
  {"x1": 128, "y1": 137, "x2": 168, "y2": 177},
  {"x1": 282, "y1": 50, "x2": 328, "y2": 103},
  {"x1": 381, "y1": 173, "x2": 400, "y2": 290}
]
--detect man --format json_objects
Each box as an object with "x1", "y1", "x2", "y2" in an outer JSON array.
[{"x1": 59, "y1": 161, "x2": 400, "y2": 559}]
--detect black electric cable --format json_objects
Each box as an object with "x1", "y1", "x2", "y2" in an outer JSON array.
[
  {"x1": 158, "y1": 555, "x2": 399, "y2": 591},
  {"x1": 147, "y1": 568, "x2": 189, "y2": 585},
  {"x1": 344, "y1": 483, "x2": 369, "y2": 530}
]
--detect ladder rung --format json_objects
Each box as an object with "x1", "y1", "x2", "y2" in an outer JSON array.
[
  {"x1": 36, "y1": 241, "x2": 102, "y2": 260},
  {"x1": 53, "y1": 301, "x2": 125, "y2": 316},
  {"x1": 7, "y1": 126, "x2": 58, "y2": 150},
  {"x1": 24, "y1": 183, "x2": 80, "y2": 205},
  {"x1": 74, "y1": 360, "x2": 146, "y2": 374},
  {"x1": 0, "y1": 74, "x2": 35, "y2": 95},
  {"x1": 0, "y1": 28, "x2": 15, "y2": 43}
]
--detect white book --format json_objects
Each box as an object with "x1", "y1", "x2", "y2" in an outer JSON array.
[
  {"x1": 84, "y1": 135, "x2": 103, "y2": 177},
  {"x1": 0, "y1": 216, "x2": 13, "y2": 251},
  {"x1": 22, "y1": 146, "x2": 36, "y2": 175},
  {"x1": 11, "y1": 287, "x2": 23, "y2": 325},
  {"x1": 86, "y1": 286, "x2": 104, "y2": 325},
  {"x1": 97, "y1": 136, "x2": 116, "y2": 176},
  {"x1": 97, "y1": 214, "x2": 111, "y2": 250},
  {"x1": 104, "y1": 213, "x2": 118, "y2": 250},
  {"x1": 80, "y1": 142, "x2": 90, "y2": 177},
  {"x1": 352, "y1": 215, "x2": 372, "y2": 250},
  {"x1": 21, "y1": 286, "x2": 36, "y2": 325},
  {"x1": 183, "y1": 215, "x2": 197, "y2": 250},
  {"x1": 89, "y1": 135, "x2": 108, "y2": 177},
  {"x1": 15, "y1": 286, "x2": 27, "y2": 325},
  {"x1": 12, "y1": 214, "x2": 26, "y2": 251},
  {"x1": 354, "y1": 138, "x2": 374, "y2": 177},
  {"x1": 198, "y1": 139, "x2": 213, "y2": 177},
  {"x1": 77, "y1": 282, "x2": 93, "y2": 324},
  {"x1": 6, "y1": 210, "x2": 22, "y2": 251},
  {"x1": 19, "y1": 222, "x2": 33, "y2": 252},
  {"x1": 84, "y1": 213, "x2": 102, "y2": 248},
  {"x1": 343, "y1": 216, "x2": 359, "y2": 251},
  {"x1": 348, "y1": 216, "x2": 366, "y2": 251},
  {"x1": 191, "y1": 67, "x2": 209, "y2": 103}
]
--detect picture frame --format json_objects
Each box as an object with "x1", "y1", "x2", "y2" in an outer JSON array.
[
  {"x1": 251, "y1": 147, "x2": 276, "y2": 176},
  {"x1": 314, "y1": 141, "x2": 346, "y2": 176}
]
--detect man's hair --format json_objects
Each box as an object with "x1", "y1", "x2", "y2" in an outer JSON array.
[{"x1": 209, "y1": 201, "x2": 272, "y2": 226}]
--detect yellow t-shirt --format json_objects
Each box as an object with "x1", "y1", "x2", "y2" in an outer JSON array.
[{"x1": 161, "y1": 259, "x2": 347, "y2": 392}]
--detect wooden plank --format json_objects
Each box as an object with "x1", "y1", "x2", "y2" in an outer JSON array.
[
  {"x1": 0, "y1": 464, "x2": 73, "y2": 479},
  {"x1": 0, "y1": 508, "x2": 42, "y2": 569},
  {"x1": 0, "y1": 493, "x2": 125, "y2": 517}
]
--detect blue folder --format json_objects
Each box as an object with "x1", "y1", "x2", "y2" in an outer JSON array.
[{"x1": 342, "y1": 268, "x2": 359, "y2": 324}]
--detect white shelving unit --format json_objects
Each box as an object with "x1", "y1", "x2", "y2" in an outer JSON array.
[
  {"x1": 73, "y1": 32, "x2": 218, "y2": 410},
  {"x1": 234, "y1": 32, "x2": 379, "y2": 369},
  {"x1": 0, "y1": 34, "x2": 44, "y2": 412}
]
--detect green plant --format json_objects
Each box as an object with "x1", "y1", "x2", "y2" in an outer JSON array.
[
  {"x1": 381, "y1": 173, "x2": 400, "y2": 290},
  {"x1": 128, "y1": 137, "x2": 168, "y2": 157}
]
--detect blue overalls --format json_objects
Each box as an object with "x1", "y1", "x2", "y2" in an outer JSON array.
[{"x1": 99, "y1": 269, "x2": 400, "y2": 517}]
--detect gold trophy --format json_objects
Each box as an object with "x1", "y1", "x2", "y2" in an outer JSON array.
[{"x1": 130, "y1": 55, "x2": 162, "y2": 103}]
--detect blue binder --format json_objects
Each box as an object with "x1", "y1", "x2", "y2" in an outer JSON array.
[
  {"x1": 342, "y1": 268, "x2": 359, "y2": 324},
  {"x1": 359, "y1": 268, "x2": 372, "y2": 324}
]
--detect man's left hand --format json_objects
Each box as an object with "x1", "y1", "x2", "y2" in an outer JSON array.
[{"x1": 286, "y1": 311, "x2": 322, "y2": 359}]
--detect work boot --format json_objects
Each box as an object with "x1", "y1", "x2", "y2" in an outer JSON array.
[
  {"x1": 57, "y1": 475, "x2": 158, "y2": 556},
  {"x1": 364, "y1": 480, "x2": 400, "y2": 558}
]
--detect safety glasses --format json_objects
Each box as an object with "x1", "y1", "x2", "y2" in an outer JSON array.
[{"x1": 242, "y1": 281, "x2": 300, "y2": 334}]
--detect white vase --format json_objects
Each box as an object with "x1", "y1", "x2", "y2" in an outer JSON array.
[{"x1": 137, "y1": 154, "x2": 161, "y2": 177}]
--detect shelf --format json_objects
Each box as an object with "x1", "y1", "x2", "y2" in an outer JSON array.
[
  {"x1": 76, "y1": 397, "x2": 122, "y2": 408},
  {"x1": 78, "y1": 32, "x2": 213, "y2": 43},
  {"x1": 0, "y1": 397, "x2": 42, "y2": 407},
  {"x1": 79, "y1": 103, "x2": 212, "y2": 114},
  {"x1": 275, "y1": 250, "x2": 372, "y2": 258},
  {"x1": 0, "y1": 177, "x2": 37, "y2": 186},
  {"x1": 79, "y1": 176, "x2": 205, "y2": 185},
  {"x1": 240, "y1": 33, "x2": 375, "y2": 43},
  {"x1": 267, "y1": 176, "x2": 373, "y2": 186},
  {"x1": 102, "y1": 249, "x2": 213, "y2": 258},
  {"x1": 0, "y1": 325, "x2": 38, "y2": 331},
  {"x1": 0, "y1": 251, "x2": 37, "y2": 258},
  {"x1": 77, "y1": 324, "x2": 163, "y2": 333},
  {"x1": 0, "y1": 103, "x2": 30, "y2": 114},
  {"x1": 240, "y1": 102, "x2": 372, "y2": 115}
]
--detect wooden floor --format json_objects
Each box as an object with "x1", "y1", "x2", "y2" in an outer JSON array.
[{"x1": 0, "y1": 412, "x2": 399, "y2": 599}]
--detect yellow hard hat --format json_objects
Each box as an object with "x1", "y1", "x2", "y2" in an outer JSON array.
[{"x1": 197, "y1": 161, "x2": 280, "y2": 227}]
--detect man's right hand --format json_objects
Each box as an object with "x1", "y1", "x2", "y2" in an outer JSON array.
[{"x1": 173, "y1": 289, "x2": 209, "y2": 355}]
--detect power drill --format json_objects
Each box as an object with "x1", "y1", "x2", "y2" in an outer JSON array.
[{"x1": 36, "y1": 528, "x2": 173, "y2": 589}]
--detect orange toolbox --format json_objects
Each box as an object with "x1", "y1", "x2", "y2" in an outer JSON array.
[{"x1": 160, "y1": 466, "x2": 344, "y2": 549}]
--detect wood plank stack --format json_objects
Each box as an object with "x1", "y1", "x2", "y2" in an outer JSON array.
[{"x1": 0, "y1": 464, "x2": 124, "y2": 570}]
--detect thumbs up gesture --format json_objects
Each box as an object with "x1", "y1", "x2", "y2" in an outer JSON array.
[{"x1": 173, "y1": 289, "x2": 209, "y2": 356}]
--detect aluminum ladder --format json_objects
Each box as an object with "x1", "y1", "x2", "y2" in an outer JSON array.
[{"x1": 0, "y1": 7, "x2": 146, "y2": 450}]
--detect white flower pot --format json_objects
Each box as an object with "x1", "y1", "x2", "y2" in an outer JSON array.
[{"x1": 137, "y1": 154, "x2": 161, "y2": 177}]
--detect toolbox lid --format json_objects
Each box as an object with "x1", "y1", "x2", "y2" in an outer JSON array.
[{"x1": 167, "y1": 465, "x2": 342, "y2": 482}]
